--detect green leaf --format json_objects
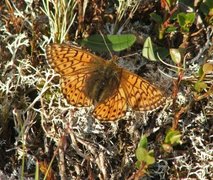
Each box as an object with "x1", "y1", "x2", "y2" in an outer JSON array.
[
  {"x1": 194, "y1": 81, "x2": 208, "y2": 92},
  {"x1": 186, "y1": 13, "x2": 196, "y2": 23},
  {"x1": 177, "y1": 12, "x2": 195, "y2": 32},
  {"x1": 198, "y1": 66, "x2": 204, "y2": 77},
  {"x1": 150, "y1": 12, "x2": 163, "y2": 23},
  {"x1": 138, "y1": 135, "x2": 148, "y2": 149},
  {"x1": 170, "y1": 48, "x2": 181, "y2": 64},
  {"x1": 156, "y1": 46, "x2": 169, "y2": 59},
  {"x1": 164, "y1": 129, "x2": 182, "y2": 145},
  {"x1": 166, "y1": 0, "x2": 172, "y2": 7},
  {"x1": 142, "y1": 37, "x2": 169, "y2": 61},
  {"x1": 206, "y1": 0, "x2": 213, "y2": 8},
  {"x1": 200, "y1": 3, "x2": 210, "y2": 15},
  {"x1": 142, "y1": 37, "x2": 157, "y2": 61},
  {"x1": 135, "y1": 160, "x2": 141, "y2": 169},
  {"x1": 165, "y1": 26, "x2": 177, "y2": 33},
  {"x1": 200, "y1": 0, "x2": 213, "y2": 15},
  {"x1": 136, "y1": 147, "x2": 146, "y2": 161},
  {"x1": 136, "y1": 147, "x2": 155, "y2": 165},
  {"x1": 79, "y1": 34, "x2": 136, "y2": 52}
]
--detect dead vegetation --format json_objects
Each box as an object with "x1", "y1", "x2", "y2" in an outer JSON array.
[{"x1": 0, "y1": 0, "x2": 212, "y2": 179}]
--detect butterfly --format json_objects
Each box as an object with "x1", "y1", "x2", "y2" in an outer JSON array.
[{"x1": 46, "y1": 43, "x2": 166, "y2": 121}]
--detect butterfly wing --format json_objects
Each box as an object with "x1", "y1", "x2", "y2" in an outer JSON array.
[
  {"x1": 61, "y1": 75, "x2": 92, "y2": 107},
  {"x1": 46, "y1": 43, "x2": 106, "y2": 77},
  {"x1": 120, "y1": 69, "x2": 165, "y2": 111},
  {"x1": 93, "y1": 69, "x2": 165, "y2": 121},
  {"x1": 46, "y1": 43, "x2": 106, "y2": 107},
  {"x1": 46, "y1": 43, "x2": 165, "y2": 119},
  {"x1": 93, "y1": 87, "x2": 127, "y2": 121}
]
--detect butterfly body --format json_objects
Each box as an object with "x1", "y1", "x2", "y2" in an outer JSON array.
[
  {"x1": 84, "y1": 60, "x2": 122, "y2": 104},
  {"x1": 46, "y1": 43, "x2": 166, "y2": 121}
]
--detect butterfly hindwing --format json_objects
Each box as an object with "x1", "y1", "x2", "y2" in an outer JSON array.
[
  {"x1": 121, "y1": 69, "x2": 165, "y2": 111},
  {"x1": 61, "y1": 74, "x2": 92, "y2": 107},
  {"x1": 93, "y1": 87, "x2": 127, "y2": 121}
]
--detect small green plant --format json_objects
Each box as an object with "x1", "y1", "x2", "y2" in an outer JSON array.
[
  {"x1": 142, "y1": 37, "x2": 168, "y2": 61},
  {"x1": 199, "y1": 0, "x2": 213, "y2": 25},
  {"x1": 194, "y1": 63, "x2": 213, "y2": 93},
  {"x1": 113, "y1": 0, "x2": 140, "y2": 34},
  {"x1": 80, "y1": 34, "x2": 136, "y2": 52},
  {"x1": 135, "y1": 135, "x2": 155, "y2": 175},
  {"x1": 169, "y1": 48, "x2": 182, "y2": 64},
  {"x1": 177, "y1": 12, "x2": 195, "y2": 32},
  {"x1": 150, "y1": 1, "x2": 197, "y2": 39},
  {"x1": 162, "y1": 129, "x2": 182, "y2": 153},
  {"x1": 42, "y1": 0, "x2": 77, "y2": 43}
]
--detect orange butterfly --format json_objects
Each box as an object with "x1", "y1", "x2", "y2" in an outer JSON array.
[{"x1": 46, "y1": 43, "x2": 165, "y2": 121}]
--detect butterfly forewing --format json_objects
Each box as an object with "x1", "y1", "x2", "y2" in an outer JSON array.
[
  {"x1": 46, "y1": 44, "x2": 102, "y2": 107},
  {"x1": 46, "y1": 43, "x2": 106, "y2": 76}
]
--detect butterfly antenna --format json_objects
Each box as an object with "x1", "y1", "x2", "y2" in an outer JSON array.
[{"x1": 99, "y1": 31, "x2": 113, "y2": 59}]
